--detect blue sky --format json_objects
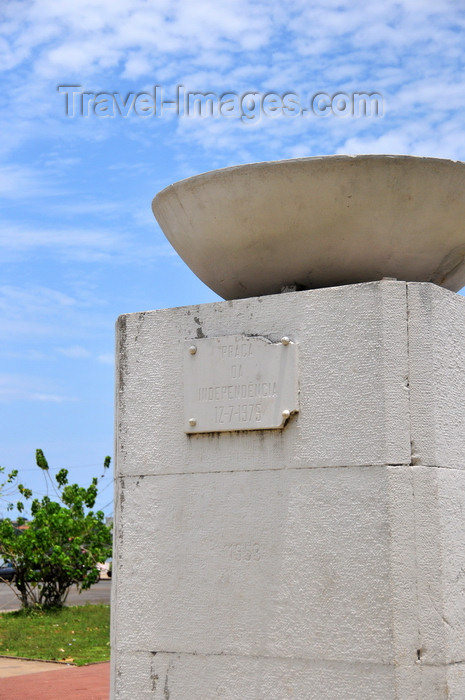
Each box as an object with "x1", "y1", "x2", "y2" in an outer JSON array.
[{"x1": 1, "y1": 0, "x2": 465, "y2": 517}]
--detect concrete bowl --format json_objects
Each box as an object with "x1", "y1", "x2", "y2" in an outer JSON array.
[{"x1": 152, "y1": 155, "x2": 465, "y2": 299}]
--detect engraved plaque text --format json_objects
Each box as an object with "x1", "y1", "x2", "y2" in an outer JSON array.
[{"x1": 184, "y1": 334, "x2": 298, "y2": 433}]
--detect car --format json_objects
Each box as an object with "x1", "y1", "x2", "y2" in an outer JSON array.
[{"x1": 0, "y1": 562, "x2": 16, "y2": 582}]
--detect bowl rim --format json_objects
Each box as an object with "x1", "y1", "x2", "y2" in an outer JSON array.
[{"x1": 152, "y1": 153, "x2": 465, "y2": 205}]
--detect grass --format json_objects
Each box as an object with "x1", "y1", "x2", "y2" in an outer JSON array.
[{"x1": 0, "y1": 603, "x2": 110, "y2": 666}]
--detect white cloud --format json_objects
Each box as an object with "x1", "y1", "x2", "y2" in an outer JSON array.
[
  {"x1": 340, "y1": 122, "x2": 465, "y2": 160},
  {"x1": 0, "y1": 0, "x2": 463, "y2": 165},
  {"x1": 46, "y1": 200, "x2": 126, "y2": 218},
  {"x1": 98, "y1": 353, "x2": 114, "y2": 365},
  {"x1": 0, "y1": 373, "x2": 73, "y2": 403},
  {"x1": 121, "y1": 53, "x2": 155, "y2": 80},
  {"x1": 56, "y1": 345, "x2": 91, "y2": 358},
  {"x1": 0, "y1": 285, "x2": 78, "y2": 313},
  {"x1": 0, "y1": 217, "x2": 174, "y2": 264},
  {"x1": 0, "y1": 285, "x2": 100, "y2": 342},
  {"x1": 0, "y1": 165, "x2": 59, "y2": 198},
  {"x1": 30, "y1": 393, "x2": 73, "y2": 402},
  {"x1": 0, "y1": 349, "x2": 50, "y2": 360},
  {"x1": 0, "y1": 222, "x2": 127, "y2": 263},
  {"x1": 0, "y1": 0, "x2": 272, "y2": 81},
  {"x1": 0, "y1": 224, "x2": 117, "y2": 250}
]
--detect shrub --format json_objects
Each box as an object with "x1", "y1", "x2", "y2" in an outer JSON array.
[{"x1": 0, "y1": 450, "x2": 112, "y2": 609}]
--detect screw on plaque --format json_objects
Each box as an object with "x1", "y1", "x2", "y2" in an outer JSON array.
[
  {"x1": 281, "y1": 337, "x2": 290, "y2": 345},
  {"x1": 189, "y1": 418, "x2": 197, "y2": 426},
  {"x1": 189, "y1": 345, "x2": 197, "y2": 355}
]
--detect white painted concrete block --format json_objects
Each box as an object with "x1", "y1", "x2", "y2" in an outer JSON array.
[
  {"x1": 117, "y1": 650, "x2": 398, "y2": 700},
  {"x1": 115, "y1": 468, "x2": 394, "y2": 661},
  {"x1": 115, "y1": 651, "x2": 465, "y2": 700},
  {"x1": 407, "y1": 283, "x2": 465, "y2": 468},
  {"x1": 112, "y1": 282, "x2": 465, "y2": 699},
  {"x1": 112, "y1": 466, "x2": 465, "y2": 698},
  {"x1": 116, "y1": 281, "x2": 410, "y2": 476}
]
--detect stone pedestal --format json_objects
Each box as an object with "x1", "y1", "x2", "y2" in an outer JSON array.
[{"x1": 111, "y1": 281, "x2": 465, "y2": 699}]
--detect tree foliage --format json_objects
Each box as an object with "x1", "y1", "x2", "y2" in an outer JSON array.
[
  {"x1": 0, "y1": 465, "x2": 19, "y2": 509},
  {"x1": 0, "y1": 450, "x2": 112, "y2": 610}
]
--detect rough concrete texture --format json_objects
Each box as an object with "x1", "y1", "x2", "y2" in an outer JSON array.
[
  {"x1": 408, "y1": 283, "x2": 465, "y2": 468},
  {"x1": 112, "y1": 282, "x2": 465, "y2": 699},
  {"x1": 115, "y1": 651, "x2": 465, "y2": 700},
  {"x1": 115, "y1": 280, "x2": 411, "y2": 475}
]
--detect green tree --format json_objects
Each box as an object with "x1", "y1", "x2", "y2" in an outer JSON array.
[
  {"x1": 0, "y1": 450, "x2": 112, "y2": 610},
  {"x1": 0, "y1": 465, "x2": 19, "y2": 510}
]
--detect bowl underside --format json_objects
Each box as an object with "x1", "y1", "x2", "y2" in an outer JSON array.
[{"x1": 152, "y1": 155, "x2": 465, "y2": 299}]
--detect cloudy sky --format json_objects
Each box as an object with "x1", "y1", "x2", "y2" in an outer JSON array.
[{"x1": 1, "y1": 0, "x2": 464, "y2": 516}]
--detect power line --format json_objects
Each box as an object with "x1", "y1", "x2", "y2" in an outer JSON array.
[
  {"x1": 6, "y1": 463, "x2": 112, "y2": 473},
  {"x1": 97, "y1": 480, "x2": 113, "y2": 495},
  {"x1": 100, "y1": 499, "x2": 113, "y2": 511}
]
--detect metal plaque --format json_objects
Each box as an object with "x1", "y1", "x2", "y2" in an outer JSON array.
[{"x1": 184, "y1": 334, "x2": 298, "y2": 434}]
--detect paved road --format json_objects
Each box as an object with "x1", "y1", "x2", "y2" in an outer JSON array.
[{"x1": 0, "y1": 580, "x2": 111, "y2": 612}]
